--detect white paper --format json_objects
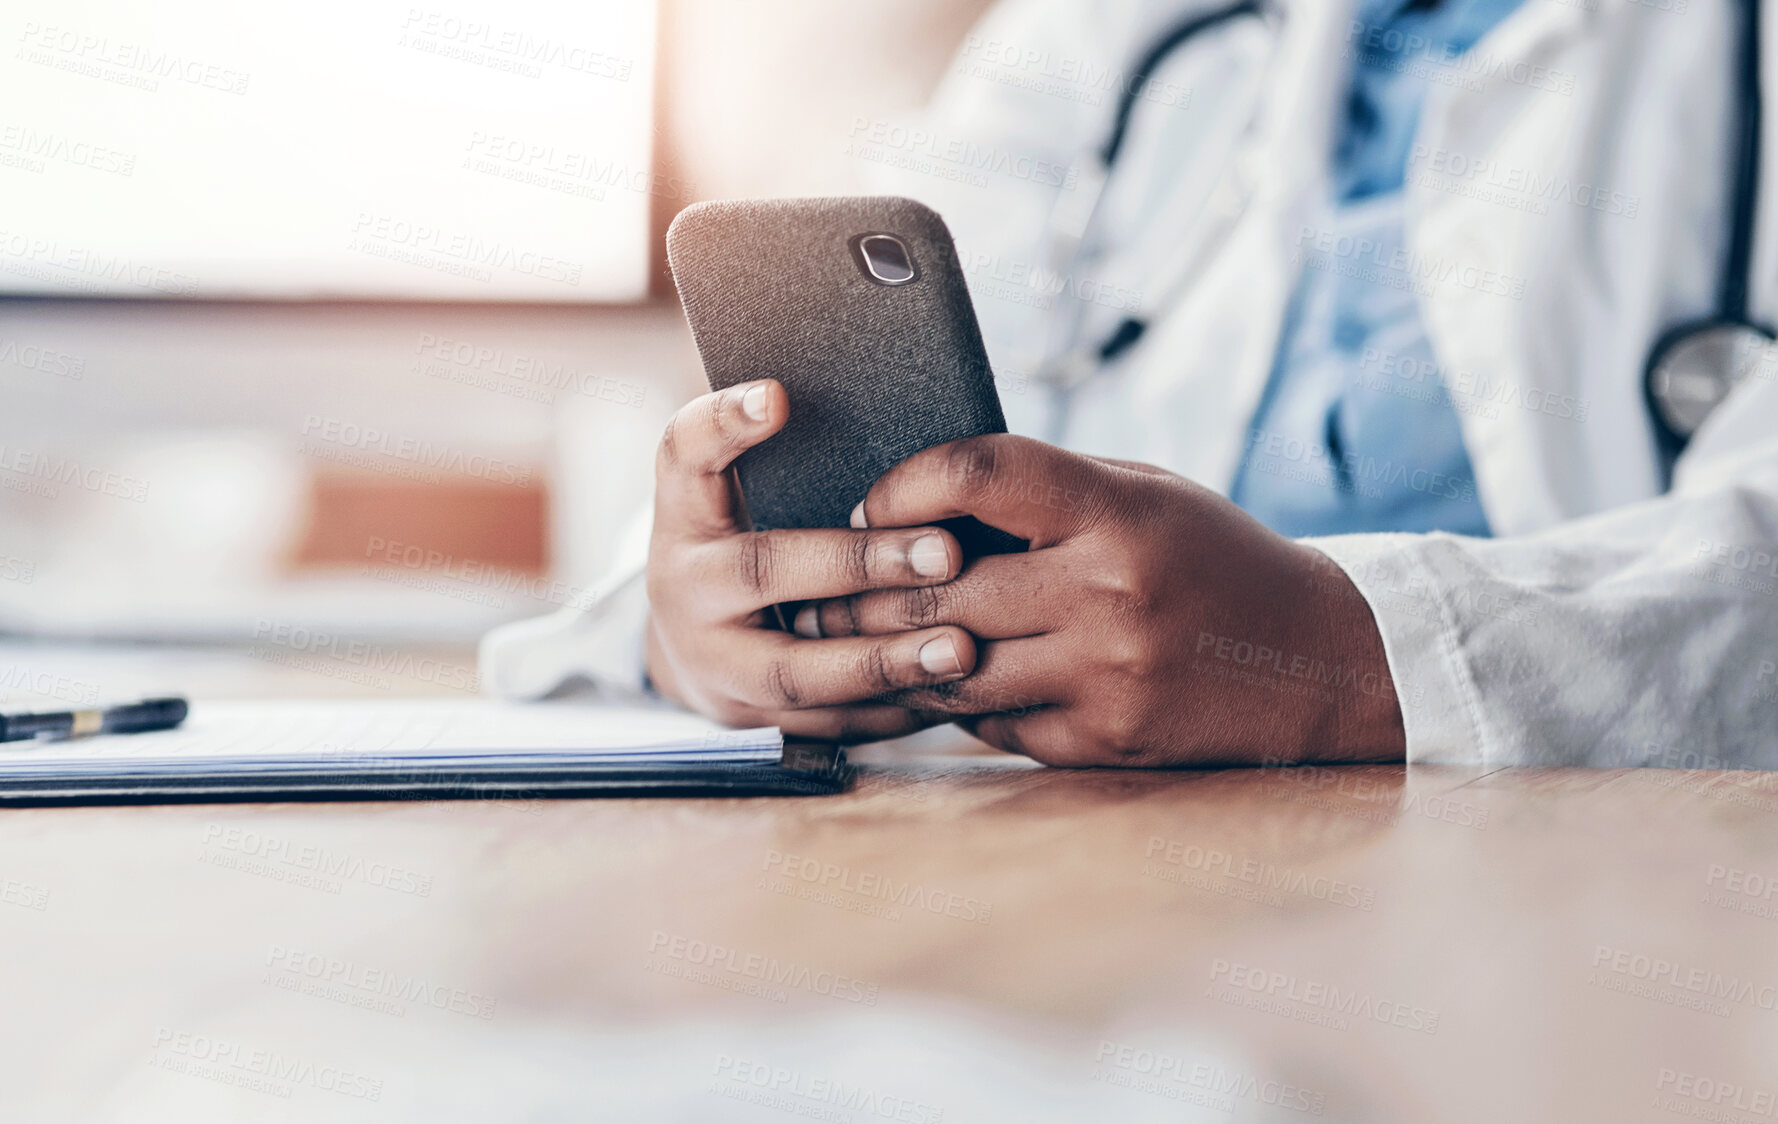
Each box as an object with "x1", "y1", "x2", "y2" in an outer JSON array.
[{"x1": 0, "y1": 699, "x2": 781, "y2": 777}]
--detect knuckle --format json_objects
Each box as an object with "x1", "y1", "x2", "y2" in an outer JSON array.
[
  {"x1": 817, "y1": 595, "x2": 861, "y2": 637},
  {"x1": 859, "y1": 643, "x2": 898, "y2": 697},
  {"x1": 707, "y1": 392, "x2": 746, "y2": 454},
  {"x1": 902, "y1": 583, "x2": 945, "y2": 629},
  {"x1": 1119, "y1": 577, "x2": 1158, "y2": 618},
  {"x1": 838, "y1": 594, "x2": 863, "y2": 637},
  {"x1": 1106, "y1": 603, "x2": 1158, "y2": 662},
  {"x1": 842, "y1": 532, "x2": 875, "y2": 585},
  {"x1": 1090, "y1": 554, "x2": 1145, "y2": 603},
  {"x1": 1107, "y1": 633, "x2": 1158, "y2": 679},
  {"x1": 761, "y1": 657, "x2": 805, "y2": 709},
  {"x1": 659, "y1": 393, "x2": 744, "y2": 474},
  {"x1": 656, "y1": 415, "x2": 688, "y2": 471},
  {"x1": 944, "y1": 436, "x2": 1001, "y2": 499},
  {"x1": 736, "y1": 532, "x2": 778, "y2": 598},
  {"x1": 1095, "y1": 707, "x2": 1148, "y2": 761}
]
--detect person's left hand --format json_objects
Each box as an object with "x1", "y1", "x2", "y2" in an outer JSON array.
[{"x1": 792, "y1": 435, "x2": 1408, "y2": 767}]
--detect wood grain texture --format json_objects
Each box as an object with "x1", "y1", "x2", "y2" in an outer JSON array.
[{"x1": 2, "y1": 645, "x2": 1774, "y2": 1122}]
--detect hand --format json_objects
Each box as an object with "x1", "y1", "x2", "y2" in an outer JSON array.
[
  {"x1": 644, "y1": 379, "x2": 979, "y2": 742},
  {"x1": 793, "y1": 435, "x2": 1407, "y2": 766}
]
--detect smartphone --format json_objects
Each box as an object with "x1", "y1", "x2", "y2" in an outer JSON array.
[{"x1": 666, "y1": 196, "x2": 1025, "y2": 559}]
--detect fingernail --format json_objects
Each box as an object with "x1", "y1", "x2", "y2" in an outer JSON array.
[
  {"x1": 909, "y1": 533, "x2": 949, "y2": 578},
  {"x1": 741, "y1": 384, "x2": 770, "y2": 421},
  {"x1": 792, "y1": 604, "x2": 821, "y2": 638},
  {"x1": 850, "y1": 501, "x2": 868, "y2": 529},
  {"x1": 918, "y1": 635, "x2": 962, "y2": 677}
]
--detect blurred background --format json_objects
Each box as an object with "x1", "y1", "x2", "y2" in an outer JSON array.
[{"x1": 0, "y1": 0, "x2": 996, "y2": 650}]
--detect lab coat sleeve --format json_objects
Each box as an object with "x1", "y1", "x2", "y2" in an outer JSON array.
[
  {"x1": 477, "y1": 504, "x2": 654, "y2": 701},
  {"x1": 1303, "y1": 374, "x2": 1778, "y2": 769}
]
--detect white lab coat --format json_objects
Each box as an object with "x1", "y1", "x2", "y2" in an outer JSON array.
[{"x1": 483, "y1": 0, "x2": 1778, "y2": 768}]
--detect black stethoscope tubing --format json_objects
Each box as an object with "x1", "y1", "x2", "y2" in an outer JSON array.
[
  {"x1": 1641, "y1": 0, "x2": 1773, "y2": 450},
  {"x1": 1084, "y1": 0, "x2": 1766, "y2": 450}
]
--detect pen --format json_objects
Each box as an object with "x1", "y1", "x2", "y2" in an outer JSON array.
[{"x1": 0, "y1": 697, "x2": 189, "y2": 743}]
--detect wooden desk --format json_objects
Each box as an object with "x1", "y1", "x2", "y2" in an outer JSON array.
[{"x1": 2, "y1": 643, "x2": 1775, "y2": 1122}]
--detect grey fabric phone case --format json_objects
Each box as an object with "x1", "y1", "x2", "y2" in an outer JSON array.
[{"x1": 666, "y1": 196, "x2": 1022, "y2": 555}]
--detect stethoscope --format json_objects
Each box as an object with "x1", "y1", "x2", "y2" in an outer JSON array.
[
  {"x1": 1034, "y1": 0, "x2": 1771, "y2": 450},
  {"x1": 1645, "y1": 0, "x2": 1774, "y2": 449}
]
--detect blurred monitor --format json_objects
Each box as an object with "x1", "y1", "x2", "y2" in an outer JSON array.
[{"x1": 1, "y1": 0, "x2": 656, "y2": 301}]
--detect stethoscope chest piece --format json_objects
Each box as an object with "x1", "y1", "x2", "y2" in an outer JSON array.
[{"x1": 1645, "y1": 320, "x2": 1775, "y2": 442}]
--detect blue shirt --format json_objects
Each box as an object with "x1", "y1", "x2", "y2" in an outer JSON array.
[{"x1": 1229, "y1": 0, "x2": 1524, "y2": 538}]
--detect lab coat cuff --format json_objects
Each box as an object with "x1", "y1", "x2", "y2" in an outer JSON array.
[
  {"x1": 477, "y1": 570, "x2": 653, "y2": 701},
  {"x1": 1298, "y1": 533, "x2": 1492, "y2": 767}
]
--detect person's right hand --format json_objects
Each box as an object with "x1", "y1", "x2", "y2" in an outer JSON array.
[{"x1": 644, "y1": 379, "x2": 977, "y2": 741}]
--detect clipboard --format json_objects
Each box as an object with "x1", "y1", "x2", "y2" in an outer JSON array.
[
  {"x1": 0, "y1": 741, "x2": 851, "y2": 806},
  {"x1": 0, "y1": 700, "x2": 853, "y2": 807}
]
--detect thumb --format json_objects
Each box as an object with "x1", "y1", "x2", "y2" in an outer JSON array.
[{"x1": 653, "y1": 380, "x2": 787, "y2": 540}]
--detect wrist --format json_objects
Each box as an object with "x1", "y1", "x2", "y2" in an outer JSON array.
[{"x1": 1297, "y1": 546, "x2": 1406, "y2": 763}]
